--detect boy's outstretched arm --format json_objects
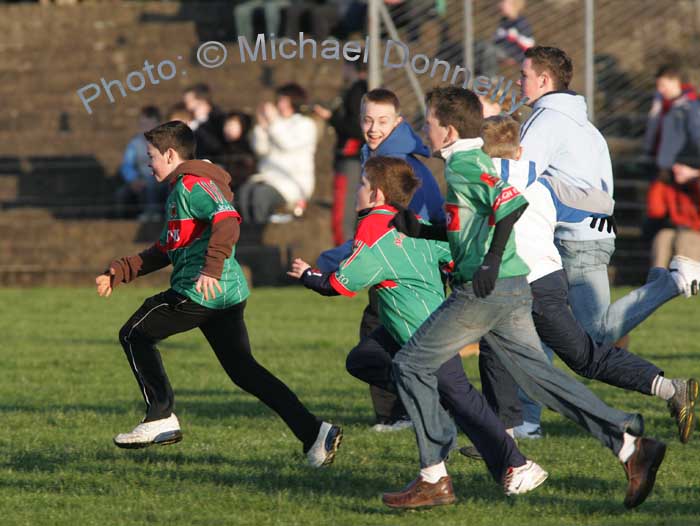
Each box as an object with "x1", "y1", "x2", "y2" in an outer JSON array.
[
  {"x1": 472, "y1": 202, "x2": 528, "y2": 298},
  {"x1": 288, "y1": 258, "x2": 340, "y2": 296},
  {"x1": 96, "y1": 243, "x2": 171, "y2": 296}
]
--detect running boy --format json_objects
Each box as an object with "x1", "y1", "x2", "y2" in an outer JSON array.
[
  {"x1": 387, "y1": 87, "x2": 666, "y2": 510},
  {"x1": 95, "y1": 121, "x2": 341, "y2": 467},
  {"x1": 289, "y1": 156, "x2": 547, "y2": 500}
]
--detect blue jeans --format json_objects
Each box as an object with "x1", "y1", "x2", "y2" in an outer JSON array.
[
  {"x1": 394, "y1": 277, "x2": 639, "y2": 468},
  {"x1": 555, "y1": 238, "x2": 681, "y2": 347}
]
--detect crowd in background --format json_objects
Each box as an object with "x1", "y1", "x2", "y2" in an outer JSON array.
[{"x1": 116, "y1": 0, "x2": 700, "y2": 273}]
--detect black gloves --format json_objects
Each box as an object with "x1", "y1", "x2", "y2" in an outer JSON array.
[
  {"x1": 390, "y1": 205, "x2": 423, "y2": 237},
  {"x1": 389, "y1": 203, "x2": 448, "y2": 241},
  {"x1": 590, "y1": 215, "x2": 617, "y2": 234},
  {"x1": 472, "y1": 253, "x2": 501, "y2": 298}
]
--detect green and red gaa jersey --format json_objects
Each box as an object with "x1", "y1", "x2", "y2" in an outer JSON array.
[
  {"x1": 330, "y1": 205, "x2": 452, "y2": 345},
  {"x1": 157, "y1": 173, "x2": 250, "y2": 309},
  {"x1": 443, "y1": 143, "x2": 530, "y2": 284}
]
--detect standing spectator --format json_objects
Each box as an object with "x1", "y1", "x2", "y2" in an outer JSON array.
[
  {"x1": 115, "y1": 105, "x2": 167, "y2": 221},
  {"x1": 477, "y1": 0, "x2": 534, "y2": 77},
  {"x1": 314, "y1": 60, "x2": 368, "y2": 246},
  {"x1": 183, "y1": 83, "x2": 226, "y2": 160},
  {"x1": 644, "y1": 65, "x2": 700, "y2": 266},
  {"x1": 221, "y1": 111, "x2": 256, "y2": 193},
  {"x1": 237, "y1": 83, "x2": 317, "y2": 224},
  {"x1": 166, "y1": 102, "x2": 194, "y2": 125}
]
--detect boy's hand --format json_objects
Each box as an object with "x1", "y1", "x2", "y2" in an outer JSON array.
[
  {"x1": 472, "y1": 253, "x2": 501, "y2": 298},
  {"x1": 287, "y1": 258, "x2": 311, "y2": 279},
  {"x1": 96, "y1": 268, "x2": 115, "y2": 297},
  {"x1": 589, "y1": 215, "x2": 617, "y2": 234},
  {"x1": 194, "y1": 273, "x2": 223, "y2": 301}
]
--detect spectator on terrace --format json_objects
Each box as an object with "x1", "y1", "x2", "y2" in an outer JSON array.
[
  {"x1": 221, "y1": 111, "x2": 256, "y2": 193},
  {"x1": 183, "y1": 83, "x2": 226, "y2": 160},
  {"x1": 644, "y1": 64, "x2": 700, "y2": 266},
  {"x1": 237, "y1": 83, "x2": 317, "y2": 224}
]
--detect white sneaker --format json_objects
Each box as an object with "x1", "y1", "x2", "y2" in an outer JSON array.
[
  {"x1": 503, "y1": 460, "x2": 548, "y2": 496},
  {"x1": 306, "y1": 422, "x2": 343, "y2": 468},
  {"x1": 371, "y1": 418, "x2": 413, "y2": 433},
  {"x1": 113, "y1": 413, "x2": 183, "y2": 449},
  {"x1": 669, "y1": 256, "x2": 700, "y2": 298}
]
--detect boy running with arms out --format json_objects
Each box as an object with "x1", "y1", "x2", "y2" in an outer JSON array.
[
  {"x1": 95, "y1": 121, "x2": 341, "y2": 467},
  {"x1": 289, "y1": 156, "x2": 547, "y2": 502},
  {"x1": 388, "y1": 87, "x2": 665, "y2": 510}
]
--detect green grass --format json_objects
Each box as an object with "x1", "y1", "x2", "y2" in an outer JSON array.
[{"x1": 0, "y1": 287, "x2": 699, "y2": 526}]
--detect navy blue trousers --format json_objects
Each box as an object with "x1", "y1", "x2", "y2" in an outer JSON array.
[
  {"x1": 346, "y1": 326, "x2": 525, "y2": 481},
  {"x1": 480, "y1": 270, "x2": 662, "y2": 423}
]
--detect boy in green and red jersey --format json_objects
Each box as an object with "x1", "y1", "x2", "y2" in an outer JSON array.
[
  {"x1": 288, "y1": 156, "x2": 545, "y2": 497},
  {"x1": 384, "y1": 87, "x2": 662, "y2": 510},
  {"x1": 95, "y1": 121, "x2": 341, "y2": 468}
]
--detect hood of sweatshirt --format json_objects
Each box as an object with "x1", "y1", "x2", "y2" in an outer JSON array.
[
  {"x1": 363, "y1": 120, "x2": 430, "y2": 159},
  {"x1": 168, "y1": 160, "x2": 233, "y2": 201},
  {"x1": 532, "y1": 90, "x2": 589, "y2": 127}
]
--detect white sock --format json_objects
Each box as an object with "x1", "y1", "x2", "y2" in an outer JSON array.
[
  {"x1": 651, "y1": 375, "x2": 676, "y2": 400},
  {"x1": 617, "y1": 433, "x2": 637, "y2": 463},
  {"x1": 506, "y1": 428, "x2": 515, "y2": 438},
  {"x1": 420, "y1": 462, "x2": 448, "y2": 483}
]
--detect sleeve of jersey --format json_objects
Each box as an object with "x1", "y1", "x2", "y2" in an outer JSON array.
[
  {"x1": 433, "y1": 240, "x2": 453, "y2": 267},
  {"x1": 330, "y1": 241, "x2": 383, "y2": 297},
  {"x1": 491, "y1": 178, "x2": 528, "y2": 223},
  {"x1": 538, "y1": 176, "x2": 615, "y2": 223}
]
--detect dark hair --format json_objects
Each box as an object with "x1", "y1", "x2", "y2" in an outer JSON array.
[
  {"x1": 144, "y1": 121, "x2": 196, "y2": 160},
  {"x1": 275, "y1": 83, "x2": 308, "y2": 113},
  {"x1": 481, "y1": 115, "x2": 521, "y2": 159},
  {"x1": 524, "y1": 46, "x2": 573, "y2": 90},
  {"x1": 363, "y1": 156, "x2": 420, "y2": 207},
  {"x1": 140, "y1": 105, "x2": 161, "y2": 122},
  {"x1": 362, "y1": 88, "x2": 400, "y2": 112},
  {"x1": 166, "y1": 102, "x2": 193, "y2": 122},
  {"x1": 425, "y1": 87, "x2": 483, "y2": 138},
  {"x1": 225, "y1": 110, "x2": 253, "y2": 136},
  {"x1": 184, "y1": 83, "x2": 213, "y2": 104},
  {"x1": 655, "y1": 64, "x2": 683, "y2": 81}
]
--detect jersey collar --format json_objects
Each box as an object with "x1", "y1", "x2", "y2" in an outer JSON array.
[{"x1": 439, "y1": 137, "x2": 484, "y2": 162}]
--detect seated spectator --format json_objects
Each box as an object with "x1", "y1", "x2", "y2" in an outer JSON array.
[
  {"x1": 221, "y1": 111, "x2": 256, "y2": 193},
  {"x1": 234, "y1": 0, "x2": 291, "y2": 42},
  {"x1": 166, "y1": 102, "x2": 194, "y2": 125},
  {"x1": 183, "y1": 83, "x2": 226, "y2": 160},
  {"x1": 237, "y1": 83, "x2": 317, "y2": 224},
  {"x1": 476, "y1": 0, "x2": 534, "y2": 76},
  {"x1": 115, "y1": 105, "x2": 167, "y2": 221},
  {"x1": 644, "y1": 64, "x2": 700, "y2": 266}
]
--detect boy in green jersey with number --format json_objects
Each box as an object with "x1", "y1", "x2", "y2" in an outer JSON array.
[{"x1": 96, "y1": 121, "x2": 341, "y2": 468}]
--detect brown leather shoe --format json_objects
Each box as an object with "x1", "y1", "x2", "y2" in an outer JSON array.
[
  {"x1": 622, "y1": 437, "x2": 667, "y2": 509},
  {"x1": 382, "y1": 476, "x2": 456, "y2": 509}
]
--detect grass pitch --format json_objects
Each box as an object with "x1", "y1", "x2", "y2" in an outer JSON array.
[{"x1": 0, "y1": 286, "x2": 699, "y2": 526}]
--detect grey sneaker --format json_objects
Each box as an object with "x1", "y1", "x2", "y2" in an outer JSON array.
[
  {"x1": 306, "y1": 422, "x2": 343, "y2": 467},
  {"x1": 668, "y1": 378, "x2": 699, "y2": 444}
]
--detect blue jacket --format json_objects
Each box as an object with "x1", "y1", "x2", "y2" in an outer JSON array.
[
  {"x1": 120, "y1": 134, "x2": 151, "y2": 184},
  {"x1": 318, "y1": 122, "x2": 445, "y2": 272},
  {"x1": 361, "y1": 121, "x2": 445, "y2": 224}
]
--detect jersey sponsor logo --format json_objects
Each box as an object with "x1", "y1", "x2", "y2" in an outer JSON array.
[
  {"x1": 493, "y1": 186, "x2": 521, "y2": 211},
  {"x1": 445, "y1": 204, "x2": 460, "y2": 232},
  {"x1": 480, "y1": 173, "x2": 501, "y2": 188},
  {"x1": 163, "y1": 218, "x2": 207, "y2": 251}
]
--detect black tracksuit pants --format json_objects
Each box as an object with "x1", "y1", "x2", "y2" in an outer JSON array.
[
  {"x1": 118, "y1": 289, "x2": 321, "y2": 450},
  {"x1": 346, "y1": 326, "x2": 525, "y2": 481},
  {"x1": 480, "y1": 270, "x2": 662, "y2": 423}
]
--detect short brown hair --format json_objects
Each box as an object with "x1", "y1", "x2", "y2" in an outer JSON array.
[
  {"x1": 524, "y1": 46, "x2": 573, "y2": 90},
  {"x1": 481, "y1": 116, "x2": 521, "y2": 159},
  {"x1": 276, "y1": 83, "x2": 308, "y2": 113},
  {"x1": 184, "y1": 83, "x2": 213, "y2": 105},
  {"x1": 655, "y1": 64, "x2": 683, "y2": 81},
  {"x1": 363, "y1": 156, "x2": 420, "y2": 207},
  {"x1": 362, "y1": 88, "x2": 400, "y2": 112},
  {"x1": 425, "y1": 87, "x2": 483, "y2": 138},
  {"x1": 144, "y1": 121, "x2": 196, "y2": 160}
]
